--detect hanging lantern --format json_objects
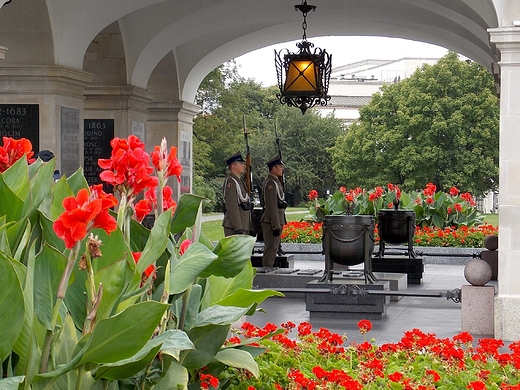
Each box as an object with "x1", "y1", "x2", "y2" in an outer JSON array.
[{"x1": 275, "y1": 1, "x2": 332, "y2": 114}]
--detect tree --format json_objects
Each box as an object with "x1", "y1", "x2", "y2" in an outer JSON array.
[
  {"x1": 255, "y1": 105, "x2": 343, "y2": 205},
  {"x1": 329, "y1": 52, "x2": 499, "y2": 195},
  {"x1": 192, "y1": 65, "x2": 344, "y2": 209}
]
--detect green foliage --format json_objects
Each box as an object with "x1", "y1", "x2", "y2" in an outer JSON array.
[
  {"x1": 329, "y1": 52, "x2": 499, "y2": 196},
  {"x1": 193, "y1": 175, "x2": 223, "y2": 213},
  {"x1": 0, "y1": 146, "x2": 281, "y2": 389},
  {"x1": 281, "y1": 220, "x2": 498, "y2": 247},
  {"x1": 305, "y1": 183, "x2": 483, "y2": 228},
  {"x1": 193, "y1": 65, "x2": 345, "y2": 207}
]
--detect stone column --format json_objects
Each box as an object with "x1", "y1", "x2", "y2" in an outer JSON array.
[
  {"x1": 0, "y1": 65, "x2": 93, "y2": 174},
  {"x1": 489, "y1": 27, "x2": 520, "y2": 341},
  {"x1": 147, "y1": 100, "x2": 200, "y2": 199}
]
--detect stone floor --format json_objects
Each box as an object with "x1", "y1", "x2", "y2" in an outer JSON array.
[{"x1": 244, "y1": 260, "x2": 499, "y2": 345}]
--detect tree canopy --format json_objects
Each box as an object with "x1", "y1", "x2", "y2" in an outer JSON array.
[
  {"x1": 192, "y1": 64, "x2": 344, "y2": 209},
  {"x1": 329, "y1": 52, "x2": 499, "y2": 195}
]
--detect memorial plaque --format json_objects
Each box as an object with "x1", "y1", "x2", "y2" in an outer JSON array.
[
  {"x1": 131, "y1": 120, "x2": 145, "y2": 141},
  {"x1": 0, "y1": 104, "x2": 39, "y2": 151},
  {"x1": 84, "y1": 119, "x2": 114, "y2": 190},
  {"x1": 60, "y1": 107, "x2": 80, "y2": 176}
]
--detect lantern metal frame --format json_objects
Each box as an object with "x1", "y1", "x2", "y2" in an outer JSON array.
[{"x1": 275, "y1": 1, "x2": 332, "y2": 114}]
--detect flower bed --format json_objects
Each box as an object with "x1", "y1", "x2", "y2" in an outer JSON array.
[
  {"x1": 282, "y1": 221, "x2": 498, "y2": 248},
  {"x1": 217, "y1": 321, "x2": 520, "y2": 389}
]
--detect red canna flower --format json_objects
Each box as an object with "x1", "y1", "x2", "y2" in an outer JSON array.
[
  {"x1": 449, "y1": 186, "x2": 460, "y2": 196},
  {"x1": 132, "y1": 251, "x2": 156, "y2": 285},
  {"x1": 461, "y1": 192, "x2": 477, "y2": 206},
  {"x1": 339, "y1": 186, "x2": 347, "y2": 194},
  {"x1": 151, "y1": 137, "x2": 183, "y2": 182},
  {"x1": 144, "y1": 186, "x2": 177, "y2": 213},
  {"x1": 423, "y1": 182, "x2": 437, "y2": 196},
  {"x1": 134, "y1": 199, "x2": 153, "y2": 222},
  {"x1": 308, "y1": 189, "x2": 318, "y2": 201},
  {"x1": 0, "y1": 137, "x2": 34, "y2": 173},
  {"x1": 98, "y1": 135, "x2": 158, "y2": 199},
  {"x1": 346, "y1": 191, "x2": 356, "y2": 203},
  {"x1": 179, "y1": 239, "x2": 192, "y2": 255},
  {"x1": 53, "y1": 186, "x2": 118, "y2": 248},
  {"x1": 454, "y1": 203, "x2": 463, "y2": 212}
]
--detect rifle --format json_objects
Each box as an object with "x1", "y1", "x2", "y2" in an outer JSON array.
[
  {"x1": 243, "y1": 115, "x2": 253, "y2": 202},
  {"x1": 274, "y1": 121, "x2": 286, "y2": 189}
]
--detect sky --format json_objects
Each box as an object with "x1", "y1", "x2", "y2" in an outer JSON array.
[{"x1": 235, "y1": 36, "x2": 449, "y2": 87}]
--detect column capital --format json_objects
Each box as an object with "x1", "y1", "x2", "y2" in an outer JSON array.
[
  {"x1": 83, "y1": 86, "x2": 155, "y2": 114},
  {"x1": 147, "y1": 100, "x2": 201, "y2": 123},
  {"x1": 0, "y1": 65, "x2": 93, "y2": 96},
  {"x1": 0, "y1": 46, "x2": 7, "y2": 60},
  {"x1": 489, "y1": 27, "x2": 520, "y2": 65}
]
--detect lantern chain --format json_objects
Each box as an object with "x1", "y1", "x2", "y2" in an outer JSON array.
[{"x1": 295, "y1": 1, "x2": 316, "y2": 41}]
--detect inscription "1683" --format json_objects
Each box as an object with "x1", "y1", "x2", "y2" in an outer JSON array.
[{"x1": 0, "y1": 106, "x2": 27, "y2": 116}]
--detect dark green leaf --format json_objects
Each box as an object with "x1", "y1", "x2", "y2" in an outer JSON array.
[
  {"x1": 0, "y1": 253, "x2": 25, "y2": 361},
  {"x1": 34, "y1": 245, "x2": 67, "y2": 330},
  {"x1": 170, "y1": 194, "x2": 205, "y2": 234},
  {"x1": 169, "y1": 243, "x2": 218, "y2": 294},
  {"x1": 78, "y1": 301, "x2": 169, "y2": 365},
  {"x1": 200, "y1": 235, "x2": 255, "y2": 278}
]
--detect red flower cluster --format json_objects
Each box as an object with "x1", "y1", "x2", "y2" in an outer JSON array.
[
  {"x1": 0, "y1": 137, "x2": 34, "y2": 173},
  {"x1": 224, "y1": 321, "x2": 520, "y2": 389},
  {"x1": 388, "y1": 183, "x2": 401, "y2": 199},
  {"x1": 199, "y1": 373, "x2": 219, "y2": 389},
  {"x1": 281, "y1": 220, "x2": 498, "y2": 248},
  {"x1": 151, "y1": 138, "x2": 182, "y2": 182},
  {"x1": 368, "y1": 186, "x2": 384, "y2": 202},
  {"x1": 241, "y1": 322, "x2": 278, "y2": 338},
  {"x1": 308, "y1": 189, "x2": 318, "y2": 201},
  {"x1": 98, "y1": 135, "x2": 158, "y2": 199},
  {"x1": 449, "y1": 186, "x2": 460, "y2": 196},
  {"x1": 423, "y1": 182, "x2": 437, "y2": 196},
  {"x1": 179, "y1": 239, "x2": 192, "y2": 255},
  {"x1": 53, "y1": 185, "x2": 118, "y2": 248},
  {"x1": 461, "y1": 191, "x2": 477, "y2": 206},
  {"x1": 134, "y1": 186, "x2": 178, "y2": 222},
  {"x1": 414, "y1": 224, "x2": 498, "y2": 247},
  {"x1": 131, "y1": 252, "x2": 156, "y2": 287}
]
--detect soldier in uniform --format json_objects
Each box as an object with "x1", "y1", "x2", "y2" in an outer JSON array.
[
  {"x1": 222, "y1": 152, "x2": 252, "y2": 236},
  {"x1": 260, "y1": 156, "x2": 287, "y2": 267}
]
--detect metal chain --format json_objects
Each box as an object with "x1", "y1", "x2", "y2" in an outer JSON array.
[{"x1": 302, "y1": 13, "x2": 308, "y2": 40}]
